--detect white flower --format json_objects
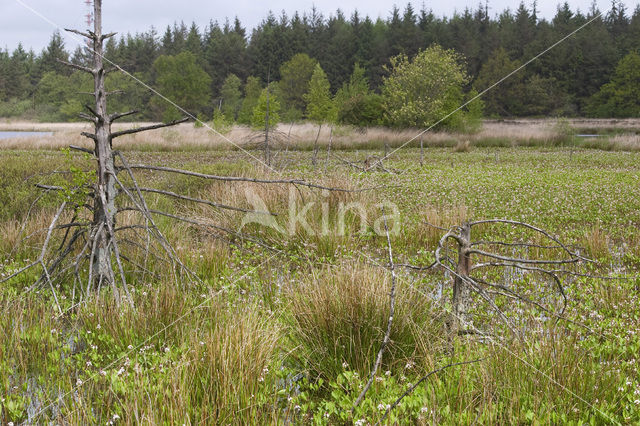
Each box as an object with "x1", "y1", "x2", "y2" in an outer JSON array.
[
  {"x1": 354, "y1": 420, "x2": 366, "y2": 426},
  {"x1": 127, "y1": 345, "x2": 134, "y2": 350},
  {"x1": 385, "y1": 370, "x2": 391, "y2": 377},
  {"x1": 342, "y1": 361, "x2": 349, "y2": 369},
  {"x1": 100, "y1": 370, "x2": 107, "y2": 376},
  {"x1": 199, "y1": 341, "x2": 205, "y2": 346},
  {"x1": 76, "y1": 379, "x2": 83, "y2": 386},
  {"x1": 164, "y1": 347, "x2": 170, "y2": 353},
  {"x1": 635, "y1": 399, "x2": 640, "y2": 405},
  {"x1": 377, "y1": 403, "x2": 386, "y2": 411},
  {"x1": 96, "y1": 324, "x2": 101, "y2": 329},
  {"x1": 112, "y1": 414, "x2": 120, "y2": 421}
]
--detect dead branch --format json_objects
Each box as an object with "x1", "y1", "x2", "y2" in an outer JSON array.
[
  {"x1": 126, "y1": 207, "x2": 282, "y2": 253},
  {"x1": 81, "y1": 132, "x2": 97, "y2": 141},
  {"x1": 397, "y1": 261, "x2": 437, "y2": 271},
  {"x1": 469, "y1": 219, "x2": 593, "y2": 262},
  {"x1": 69, "y1": 145, "x2": 94, "y2": 155},
  {"x1": 467, "y1": 249, "x2": 579, "y2": 265},
  {"x1": 331, "y1": 152, "x2": 367, "y2": 171},
  {"x1": 109, "y1": 110, "x2": 138, "y2": 122},
  {"x1": 423, "y1": 221, "x2": 450, "y2": 232},
  {"x1": 1, "y1": 202, "x2": 67, "y2": 286},
  {"x1": 471, "y1": 240, "x2": 565, "y2": 250},
  {"x1": 101, "y1": 32, "x2": 117, "y2": 41},
  {"x1": 130, "y1": 187, "x2": 276, "y2": 215},
  {"x1": 114, "y1": 152, "x2": 198, "y2": 279},
  {"x1": 56, "y1": 58, "x2": 94, "y2": 75},
  {"x1": 35, "y1": 184, "x2": 65, "y2": 191},
  {"x1": 111, "y1": 118, "x2": 189, "y2": 139},
  {"x1": 64, "y1": 28, "x2": 95, "y2": 40},
  {"x1": 79, "y1": 113, "x2": 98, "y2": 124},
  {"x1": 124, "y1": 164, "x2": 369, "y2": 193}
]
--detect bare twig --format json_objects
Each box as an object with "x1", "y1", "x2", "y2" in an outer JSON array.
[{"x1": 397, "y1": 261, "x2": 437, "y2": 271}]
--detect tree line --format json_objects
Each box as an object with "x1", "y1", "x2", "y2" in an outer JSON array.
[{"x1": 1, "y1": 1, "x2": 639, "y2": 126}]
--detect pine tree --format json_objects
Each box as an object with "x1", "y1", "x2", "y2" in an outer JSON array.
[{"x1": 38, "y1": 31, "x2": 69, "y2": 75}]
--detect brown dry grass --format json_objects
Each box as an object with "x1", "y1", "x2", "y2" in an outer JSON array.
[
  {"x1": 583, "y1": 225, "x2": 610, "y2": 260},
  {"x1": 402, "y1": 205, "x2": 472, "y2": 250},
  {"x1": 2, "y1": 118, "x2": 640, "y2": 152}
]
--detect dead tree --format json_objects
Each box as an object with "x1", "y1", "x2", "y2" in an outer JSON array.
[
  {"x1": 311, "y1": 123, "x2": 322, "y2": 167},
  {"x1": 402, "y1": 219, "x2": 592, "y2": 339},
  {"x1": 264, "y1": 72, "x2": 272, "y2": 167},
  {"x1": 1, "y1": 0, "x2": 355, "y2": 307}
]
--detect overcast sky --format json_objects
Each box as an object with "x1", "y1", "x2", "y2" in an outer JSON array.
[{"x1": 1, "y1": 0, "x2": 638, "y2": 53}]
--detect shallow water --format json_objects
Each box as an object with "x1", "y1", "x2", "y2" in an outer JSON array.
[{"x1": 0, "y1": 131, "x2": 53, "y2": 139}]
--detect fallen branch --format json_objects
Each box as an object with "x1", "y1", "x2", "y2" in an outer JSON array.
[{"x1": 125, "y1": 164, "x2": 374, "y2": 193}]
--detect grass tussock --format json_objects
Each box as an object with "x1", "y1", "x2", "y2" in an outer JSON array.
[
  {"x1": 583, "y1": 225, "x2": 610, "y2": 260},
  {"x1": 285, "y1": 264, "x2": 446, "y2": 381}
]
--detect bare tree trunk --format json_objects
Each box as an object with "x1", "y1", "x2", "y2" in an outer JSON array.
[
  {"x1": 90, "y1": 0, "x2": 117, "y2": 291},
  {"x1": 264, "y1": 80, "x2": 271, "y2": 167},
  {"x1": 452, "y1": 221, "x2": 471, "y2": 333},
  {"x1": 312, "y1": 123, "x2": 322, "y2": 166},
  {"x1": 324, "y1": 125, "x2": 333, "y2": 172}
]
